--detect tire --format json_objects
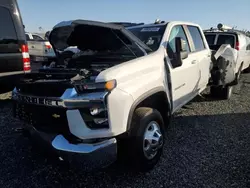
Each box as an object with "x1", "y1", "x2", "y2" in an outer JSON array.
[
  {"x1": 244, "y1": 65, "x2": 250, "y2": 73},
  {"x1": 210, "y1": 64, "x2": 242, "y2": 100},
  {"x1": 210, "y1": 85, "x2": 233, "y2": 99},
  {"x1": 117, "y1": 107, "x2": 165, "y2": 171}
]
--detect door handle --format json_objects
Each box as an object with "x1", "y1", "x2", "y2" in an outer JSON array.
[{"x1": 191, "y1": 60, "x2": 197, "y2": 64}]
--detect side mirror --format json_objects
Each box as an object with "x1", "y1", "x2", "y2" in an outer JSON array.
[{"x1": 175, "y1": 37, "x2": 188, "y2": 67}]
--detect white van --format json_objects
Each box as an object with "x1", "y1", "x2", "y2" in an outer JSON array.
[{"x1": 204, "y1": 24, "x2": 250, "y2": 72}]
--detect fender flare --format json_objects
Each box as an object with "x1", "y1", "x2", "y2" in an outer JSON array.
[{"x1": 126, "y1": 87, "x2": 171, "y2": 131}]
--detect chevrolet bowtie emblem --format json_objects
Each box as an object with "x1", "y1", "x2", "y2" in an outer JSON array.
[{"x1": 52, "y1": 114, "x2": 60, "y2": 118}]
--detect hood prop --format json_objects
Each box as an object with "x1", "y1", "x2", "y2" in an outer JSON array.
[{"x1": 111, "y1": 29, "x2": 138, "y2": 58}]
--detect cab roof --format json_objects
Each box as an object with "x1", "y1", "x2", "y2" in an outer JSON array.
[{"x1": 127, "y1": 21, "x2": 202, "y2": 30}]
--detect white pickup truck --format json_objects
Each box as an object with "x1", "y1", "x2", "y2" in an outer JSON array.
[{"x1": 13, "y1": 20, "x2": 239, "y2": 171}]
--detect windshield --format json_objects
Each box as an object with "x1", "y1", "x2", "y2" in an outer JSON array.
[{"x1": 128, "y1": 25, "x2": 167, "y2": 51}]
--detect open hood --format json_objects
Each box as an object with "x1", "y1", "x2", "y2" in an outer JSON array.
[{"x1": 49, "y1": 19, "x2": 152, "y2": 56}]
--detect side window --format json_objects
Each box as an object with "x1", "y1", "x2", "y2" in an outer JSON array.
[
  {"x1": 0, "y1": 6, "x2": 18, "y2": 52},
  {"x1": 167, "y1": 25, "x2": 190, "y2": 60},
  {"x1": 246, "y1": 37, "x2": 250, "y2": 50},
  {"x1": 32, "y1": 35, "x2": 44, "y2": 41},
  {"x1": 187, "y1": 26, "x2": 206, "y2": 52},
  {"x1": 247, "y1": 44, "x2": 250, "y2": 51}
]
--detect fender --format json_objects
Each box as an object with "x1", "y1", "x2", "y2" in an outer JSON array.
[{"x1": 126, "y1": 86, "x2": 171, "y2": 131}]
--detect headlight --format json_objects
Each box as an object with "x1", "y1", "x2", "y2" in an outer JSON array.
[{"x1": 74, "y1": 80, "x2": 116, "y2": 93}]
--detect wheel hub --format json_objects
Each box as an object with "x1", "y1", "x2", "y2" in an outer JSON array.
[{"x1": 143, "y1": 121, "x2": 163, "y2": 160}]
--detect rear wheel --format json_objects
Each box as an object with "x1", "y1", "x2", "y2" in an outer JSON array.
[
  {"x1": 117, "y1": 107, "x2": 165, "y2": 171},
  {"x1": 244, "y1": 65, "x2": 250, "y2": 73},
  {"x1": 210, "y1": 64, "x2": 242, "y2": 100},
  {"x1": 210, "y1": 85, "x2": 233, "y2": 99}
]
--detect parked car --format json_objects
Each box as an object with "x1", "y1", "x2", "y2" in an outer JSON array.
[
  {"x1": 204, "y1": 23, "x2": 250, "y2": 73},
  {"x1": 0, "y1": 0, "x2": 30, "y2": 91},
  {"x1": 25, "y1": 32, "x2": 56, "y2": 70},
  {"x1": 12, "y1": 19, "x2": 238, "y2": 171}
]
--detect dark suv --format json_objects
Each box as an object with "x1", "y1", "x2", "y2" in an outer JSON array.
[{"x1": 0, "y1": 0, "x2": 30, "y2": 91}]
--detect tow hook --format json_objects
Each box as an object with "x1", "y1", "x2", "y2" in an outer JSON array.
[
  {"x1": 59, "y1": 157, "x2": 64, "y2": 161},
  {"x1": 14, "y1": 127, "x2": 24, "y2": 132}
]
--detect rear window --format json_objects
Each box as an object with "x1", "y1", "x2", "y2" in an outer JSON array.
[
  {"x1": 205, "y1": 34, "x2": 216, "y2": 45},
  {"x1": 216, "y1": 34, "x2": 235, "y2": 48},
  {"x1": 0, "y1": 6, "x2": 18, "y2": 45}
]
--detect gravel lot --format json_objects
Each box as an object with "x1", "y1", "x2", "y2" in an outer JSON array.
[{"x1": 1, "y1": 74, "x2": 250, "y2": 188}]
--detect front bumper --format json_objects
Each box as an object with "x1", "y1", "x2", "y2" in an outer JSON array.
[
  {"x1": 12, "y1": 87, "x2": 132, "y2": 168},
  {"x1": 26, "y1": 125, "x2": 117, "y2": 170}
]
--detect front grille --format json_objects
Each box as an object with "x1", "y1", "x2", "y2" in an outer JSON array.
[
  {"x1": 16, "y1": 82, "x2": 72, "y2": 97},
  {"x1": 14, "y1": 103, "x2": 70, "y2": 135}
]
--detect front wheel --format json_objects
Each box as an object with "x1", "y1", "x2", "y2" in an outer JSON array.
[{"x1": 118, "y1": 107, "x2": 165, "y2": 171}]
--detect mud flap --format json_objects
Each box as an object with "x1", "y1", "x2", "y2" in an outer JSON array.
[{"x1": 210, "y1": 44, "x2": 238, "y2": 86}]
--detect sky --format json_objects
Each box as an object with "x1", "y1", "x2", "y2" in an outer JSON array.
[{"x1": 18, "y1": 0, "x2": 250, "y2": 32}]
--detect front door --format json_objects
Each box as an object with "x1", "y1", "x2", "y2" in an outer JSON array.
[{"x1": 165, "y1": 25, "x2": 200, "y2": 112}]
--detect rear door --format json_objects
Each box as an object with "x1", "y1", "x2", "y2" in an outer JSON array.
[
  {"x1": 166, "y1": 24, "x2": 200, "y2": 111},
  {"x1": 186, "y1": 25, "x2": 211, "y2": 90},
  {"x1": 0, "y1": 6, "x2": 23, "y2": 74}
]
